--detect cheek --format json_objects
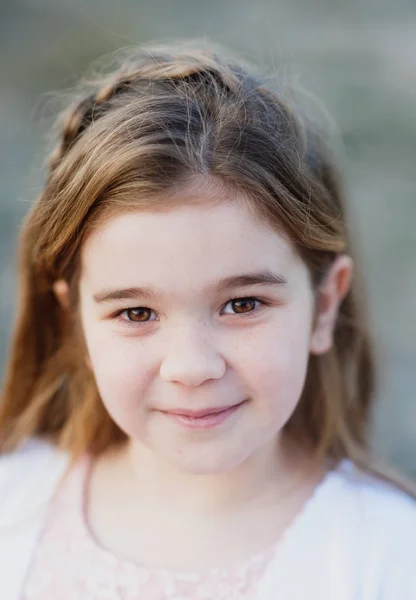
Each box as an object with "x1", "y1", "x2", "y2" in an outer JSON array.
[
  {"x1": 241, "y1": 313, "x2": 312, "y2": 419},
  {"x1": 82, "y1": 323, "x2": 152, "y2": 416}
]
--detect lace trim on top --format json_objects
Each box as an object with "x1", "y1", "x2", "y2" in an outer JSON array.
[{"x1": 23, "y1": 453, "x2": 299, "y2": 599}]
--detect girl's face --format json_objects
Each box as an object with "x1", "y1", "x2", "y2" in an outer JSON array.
[{"x1": 77, "y1": 191, "x2": 349, "y2": 474}]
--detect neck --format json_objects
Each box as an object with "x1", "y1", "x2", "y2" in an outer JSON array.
[
  {"x1": 87, "y1": 435, "x2": 327, "y2": 570},
  {"x1": 108, "y1": 434, "x2": 317, "y2": 518}
]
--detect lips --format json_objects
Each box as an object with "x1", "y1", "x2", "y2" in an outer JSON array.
[
  {"x1": 165, "y1": 403, "x2": 241, "y2": 418},
  {"x1": 160, "y1": 399, "x2": 247, "y2": 430}
]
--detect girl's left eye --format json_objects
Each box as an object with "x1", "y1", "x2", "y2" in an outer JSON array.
[
  {"x1": 113, "y1": 296, "x2": 266, "y2": 327},
  {"x1": 222, "y1": 297, "x2": 264, "y2": 315}
]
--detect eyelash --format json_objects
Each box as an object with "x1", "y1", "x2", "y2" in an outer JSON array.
[{"x1": 112, "y1": 296, "x2": 268, "y2": 329}]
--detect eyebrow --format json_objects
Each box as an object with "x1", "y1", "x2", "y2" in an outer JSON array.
[{"x1": 92, "y1": 269, "x2": 288, "y2": 304}]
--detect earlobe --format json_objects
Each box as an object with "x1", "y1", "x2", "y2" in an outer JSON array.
[
  {"x1": 309, "y1": 329, "x2": 332, "y2": 355},
  {"x1": 53, "y1": 279, "x2": 70, "y2": 309}
]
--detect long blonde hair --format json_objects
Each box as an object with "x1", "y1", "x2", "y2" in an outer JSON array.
[{"x1": 1, "y1": 39, "x2": 414, "y2": 495}]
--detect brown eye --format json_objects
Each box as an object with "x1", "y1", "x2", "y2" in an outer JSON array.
[
  {"x1": 126, "y1": 307, "x2": 151, "y2": 322},
  {"x1": 231, "y1": 298, "x2": 257, "y2": 313}
]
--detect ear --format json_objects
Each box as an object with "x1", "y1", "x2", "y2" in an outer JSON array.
[
  {"x1": 309, "y1": 255, "x2": 353, "y2": 355},
  {"x1": 52, "y1": 278, "x2": 93, "y2": 371},
  {"x1": 52, "y1": 279, "x2": 70, "y2": 309}
]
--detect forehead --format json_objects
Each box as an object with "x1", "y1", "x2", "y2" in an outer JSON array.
[{"x1": 79, "y1": 199, "x2": 305, "y2": 296}]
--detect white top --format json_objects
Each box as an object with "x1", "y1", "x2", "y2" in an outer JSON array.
[{"x1": 0, "y1": 437, "x2": 415, "y2": 599}]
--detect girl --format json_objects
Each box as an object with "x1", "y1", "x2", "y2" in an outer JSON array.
[{"x1": 0, "y1": 39, "x2": 415, "y2": 600}]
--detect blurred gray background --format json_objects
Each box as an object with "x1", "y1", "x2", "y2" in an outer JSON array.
[{"x1": 1, "y1": 1, "x2": 415, "y2": 478}]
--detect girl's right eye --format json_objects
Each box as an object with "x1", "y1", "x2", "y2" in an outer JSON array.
[{"x1": 117, "y1": 307, "x2": 156, "y2": 325}]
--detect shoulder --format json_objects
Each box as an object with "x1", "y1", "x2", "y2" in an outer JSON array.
[
  {"x1": 334, "y1": 459, "x2": 416, "y2": 530},
  {"x1": 333, "y1": 460, "x2": 416, "y2": 597},
  {"x1": 0, "y1": 436, "x2": 65, "y2": 487},
  {"x1": 0, "y1": 437, "x2": 70, "y2": 528},
  {"x1": 254, "y1": 461, "x2": 416, "y2": 600}
]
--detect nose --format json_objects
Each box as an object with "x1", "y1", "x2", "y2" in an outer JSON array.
[{"x1": 159, "y1": 323, "x2": 226, "y2": 387}]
